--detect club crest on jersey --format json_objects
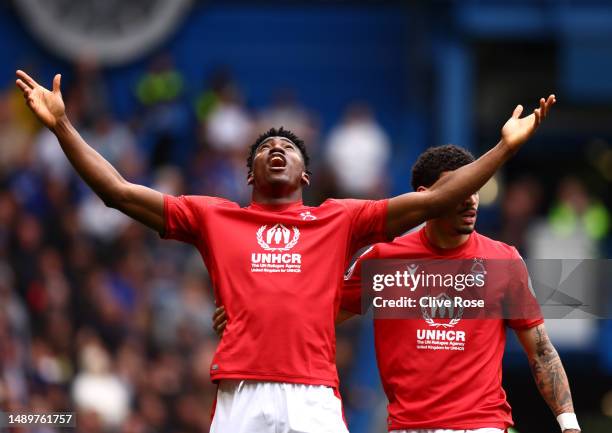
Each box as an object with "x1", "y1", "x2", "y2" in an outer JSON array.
[
  {"x1": 470, "y1": 258, "x2": 487, "y2": 281},
  {"x1": 256, "y1": 224, "x2": 300, "y2": 251}
]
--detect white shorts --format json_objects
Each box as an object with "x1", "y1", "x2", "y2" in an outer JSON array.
[
  {"x1": 391, "y1": 429, "x2": 504, "y2": 433},
  {"x1": 210, "y1": 380, "x2": 349, "y2": 433}
]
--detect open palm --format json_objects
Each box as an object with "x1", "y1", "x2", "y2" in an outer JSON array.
[
  {"x1": 15, "y1": 70, "x2": 65, "y2": 129},
  {"x1": 501, "y1": 94, "x2": 556, "y2": 151}
]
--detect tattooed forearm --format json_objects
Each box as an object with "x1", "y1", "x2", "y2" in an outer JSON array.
[{"x1": 528, "y1": 326, "x2": 574, "y2": 416}]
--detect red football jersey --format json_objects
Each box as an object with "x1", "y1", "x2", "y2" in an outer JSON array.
[
  {"x1": 342, "y1": 228, "x2": 543, "y2": 431},
  {"x1": 162, "y1": 195, "x2": 388, "y2": 387}
]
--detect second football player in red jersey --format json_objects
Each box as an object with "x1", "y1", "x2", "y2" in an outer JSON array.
[
  {"x1": 16, "y1": 69, "x2": 555, "y2": 433},
  {"x1": 339, "y1": 146, "x2": 579, "y2": 433}
]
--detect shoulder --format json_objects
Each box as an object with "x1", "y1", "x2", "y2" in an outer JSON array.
[
  {"x1": 205, "y1": 196, "x2": 240, "y2": 208},
  {"x1": 314, "y1": 198, "x2": 367, "y2": 220},
  {"x1": 357, "y1": 228, "x2": 423, "y2": 258},
  {"x1": 383, "y1": 228, "x2": 422, "y2": 249},
  {"x1": 473, "y1": 232, "x2": 520, "y2": 259},
  {"x1": 163, "y1": 195, "x2": 239, "y2": 223},
  {"x1": 323, "y1": 197, "x2": 386, "y2": 208},
  {"x1": 322, "y1": 198, "x2": 360, "y2": 210},
  {"x1": 169, "y1": 195, "x2": 239, "y2": 209},
  {"x1": 393, "y1": 228, "x2": 422, "y2": 244},
  {"x1": 322, "y1": 198, "x2": 388, "y2": 216}
]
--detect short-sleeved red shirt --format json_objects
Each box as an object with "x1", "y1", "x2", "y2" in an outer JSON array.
[
  {"x1": 162, "y1": 195, "x2": 388, "y2": 387},
  {"x1": 342, "y1": 228, "x2": 543, "y2": 431}
]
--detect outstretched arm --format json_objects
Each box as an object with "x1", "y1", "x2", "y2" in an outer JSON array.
[
  {"x1": 16, "y1": 70, "x2": 164, "y2": 232},
  {"x1": 516, "y1": 324, "x2": 580, "y2": 432},
  {"x1": 385, "y1": 95, "x2": 555, "y2": 238}
]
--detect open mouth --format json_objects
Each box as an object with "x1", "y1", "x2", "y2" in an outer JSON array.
[{"x1": 268, "y1": 153, "x2": 287, "y2": 170}]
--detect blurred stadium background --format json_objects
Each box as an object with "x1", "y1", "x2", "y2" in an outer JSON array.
[{"x1": 0, "y1": 1, "x2": 611, "y2": 432}]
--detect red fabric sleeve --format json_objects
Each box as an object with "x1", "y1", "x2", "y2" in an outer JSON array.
[
  {"x1": 160, "y1": 194, "x2": 218, "y2": 245},
  {"x1": 335, "y1": 199, "x2": 389, "y2": 253},
  {"x1": 505, "y1": 248, "x2": 544, "y2": 330},
  {"x1": 341, "y1": 245, "x2": 379, "y2": 315}
]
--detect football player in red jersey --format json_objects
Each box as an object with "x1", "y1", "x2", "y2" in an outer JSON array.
[
  {"x1": 337, "y1": 145, "x2": 579, "y2": 433},
  {"x1": 17, "y1": 69, "x2": 555, "y2": 433}
]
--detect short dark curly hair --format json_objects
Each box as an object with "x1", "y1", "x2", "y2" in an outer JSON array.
[
  {"x1": 411, "y1": 144, "x2": 475, "y2": 191},
  {"x1": 247, "y1": 127, "x2": 310, "y2": 176}
]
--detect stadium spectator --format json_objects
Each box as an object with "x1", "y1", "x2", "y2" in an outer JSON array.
[{"x1": 325, "y1": 102, "x2": 391, "y2": 198}]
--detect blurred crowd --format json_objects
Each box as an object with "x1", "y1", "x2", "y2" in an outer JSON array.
[{"x1": 0, "y1": 56, "x2": 609, "y2": 433}]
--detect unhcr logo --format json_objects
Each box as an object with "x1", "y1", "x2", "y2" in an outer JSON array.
[
  {"x1": 256, "y1": 224, "x2": 300, "y2": 251},
  {"x1": 431, "y1": 293, "x2": 455, "y2": 318}
]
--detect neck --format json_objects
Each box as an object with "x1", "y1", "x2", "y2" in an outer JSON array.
[
  {"x1": 424, "y1": 222, "x2": 471, "y2": 249},
  {"x1": 251, "y1": 187, "x2": 302, "y2": 205}
]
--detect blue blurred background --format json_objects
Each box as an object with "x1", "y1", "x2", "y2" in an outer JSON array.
[{"x1": 0, "y1": 1, "x2": 611, "y2": 432}]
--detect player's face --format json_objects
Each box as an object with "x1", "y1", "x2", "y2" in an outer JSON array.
[
  {"x1": 449, "y1": 191, "x2": 479, "y2": 235},
  {"x1": 420, "y1": 171, "x2": 479, "y2": 235},
  {"x1": 249, "y1": 137, "x2": 309, "y2": 193},
  {"x1": 435, "y1": 171, "x2": 479, "y2": 235}
]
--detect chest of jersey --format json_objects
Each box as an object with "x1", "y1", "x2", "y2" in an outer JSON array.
[{"x1": 202, "y1": 207, "x2": 349, "y2": 272}]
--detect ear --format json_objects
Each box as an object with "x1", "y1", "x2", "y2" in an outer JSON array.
[
  {"x1": 247, "y1": 172, "x2": 254, "y2": 185},
  {"x1": 301, "y1": 171, "x2": 310, "y2": 187},
  {"x1": 416, "y1": 186, "x2": 428, "y2": 193}
]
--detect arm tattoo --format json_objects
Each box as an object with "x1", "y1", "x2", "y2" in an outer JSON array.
[{"x1": 529, "y1": 326, "x2": 575, "y2": 416}]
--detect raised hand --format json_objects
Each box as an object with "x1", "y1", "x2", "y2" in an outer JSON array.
[
  {"x1": 15, "y1": 70, "x2": 65, "y2": 129},
  {"x1": 501, "y1": 94, "x2": 556, "y2": 152}
]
